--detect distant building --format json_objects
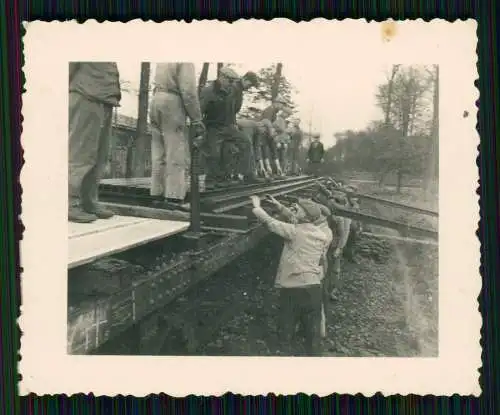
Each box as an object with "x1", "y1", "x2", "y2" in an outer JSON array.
[{"x1": 105, "y1": 113, "x2": 153, "y2": 179}]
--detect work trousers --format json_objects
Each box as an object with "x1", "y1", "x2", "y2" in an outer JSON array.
[
  {"x1": 239, "y1": 124, "x2": 262, "y2": 162},
  {"x1": 307, "y1": 161, "x2": 322, "y2": 176},
  {"x1": 258, "y1": 130, "x2": 277, "y2": 161},
  {"x1": 150, "y1": 91, "x2": 190, "y2": 200},
  {"x1": 289, "y1": 141, "x2": 300, "y2": 175},
  {"x1": 204, "y1": 125, "x2": 253, "y2": 180},
  {"x1": 68, "y1": 92, "x2": 113, "y2": 209},
  {"x1": 277, "y1": 143, "x2": 288, "y2": 173},
  {"x1": 278, "y1": 285, "x2": 322, "y2": 356}
]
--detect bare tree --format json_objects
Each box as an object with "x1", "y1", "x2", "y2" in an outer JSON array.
[
  {"x1": 198, "y1": 63, "x2": 210, "y2": 94},
  {"x1": 271, "y1": 63, "x2": 283, "y2": 101},
  {"x1": 375, "y1": 65, "x2": 434, "y2": 192},
  {"x1": 126, "y1": 62, "x2": 150, "y2": 177},
  {"x1": 424, "y1": 65, "x2": 439, "y2": 196},
  {"x1": 384, "y1": 64, "x2": 400, "y2": 126}
]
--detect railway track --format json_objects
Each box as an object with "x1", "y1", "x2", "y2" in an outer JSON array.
[{"x1": 69, "y1": 175, "x2": 438, "y2": 355}]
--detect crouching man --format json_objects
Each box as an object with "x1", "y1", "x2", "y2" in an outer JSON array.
[{"x1": 250, "y1": 195, "x2": 333, "y2": 356}]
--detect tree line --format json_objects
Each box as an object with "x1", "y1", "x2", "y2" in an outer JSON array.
[{"x1": 325, "y1": 65, "x2": 439, "y2": 194}]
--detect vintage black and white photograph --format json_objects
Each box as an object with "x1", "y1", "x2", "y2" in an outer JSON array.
[
  {"x1": 20, "y1": 20, "x2": 479, "y2": 396},
  {"x1": 67, "y1": 61, "x2": 440, "y2": 358}
]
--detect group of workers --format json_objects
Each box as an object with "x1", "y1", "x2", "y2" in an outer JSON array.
[
  {"x1": 67, "y1": 62, "x2": 359, "y2": 355},
  {"x1": 250, "y1": 182, "x2": 360, "y2": 356},
  {"x1": 68, "y1": 62, "x2": 326, "y2": 223}
]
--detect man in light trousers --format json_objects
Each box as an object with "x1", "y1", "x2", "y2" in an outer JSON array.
[{"x1": 150, "y1": 63, "x2": 205, "y2": 205}]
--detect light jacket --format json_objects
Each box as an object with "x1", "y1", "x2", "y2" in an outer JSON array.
[
  {"x1": 252, "y1": 206, "x2": 333, "y2": 288},
  {"x1": 153, "y1": 63, "x2": 202, "y2": 122}
]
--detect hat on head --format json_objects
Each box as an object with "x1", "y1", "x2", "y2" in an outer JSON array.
[
  {"x1": 243, "y1": 71, "x2": 259, "y2": 87},
  {"x1": 297, "y1": 198, "x2": 323, "y2": 222},
  {"x1": 219, "y1": 67, "x2": 240, "y2": 80},
  {"x1": 318, "y1": 203, "x2": 332, "y2": 217}
]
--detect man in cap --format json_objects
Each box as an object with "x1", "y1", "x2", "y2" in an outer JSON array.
[
  {"x1": 199, "y1": 67, "x2": 259, "y2": 185},
  {"x1": 237, "y1": 118, "x2": 271, "y2": 179},
  {"x1": 68, "y1": 62, "x2": 122, "y2": 223},
  {"x1": 259, "y1": 95, "x2": 288, "y2": 176},
  {"x1": 250, "y1": 195, "x2": 333, "y2": 356},
  {"x1": 149, "y1": 63, "x2": 205, "y2": 206},
  {"x1": 314, "y1": 189, "x2": 353, "y2": 301},
  {"x1": 232, "y1": 71, "x2": 260, "y2": 115},
  {"x1": 307, "y1": 133, "x2": 325, "y2": 176},
  {"x1": 288, "y1": 119, "x2": 304, "y2": 176},
  {"x1": 273, "y1": 109, "x2": 293, "y2": 176}
]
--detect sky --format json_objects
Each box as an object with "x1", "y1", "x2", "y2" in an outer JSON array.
[{"x1": 116, "y1": 61, "x2": 390, "y2": 149}]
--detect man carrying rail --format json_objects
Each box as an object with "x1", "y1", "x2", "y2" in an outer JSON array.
[
  {"x1": 250, "y1": 195, "x2": 332, "y2": 356},
  {"x1": 200, "y1": 67, "x2": 259, "y2": 185},
  {"x1": 260, "y1": 96, "x2": 288, "y2": 177}
]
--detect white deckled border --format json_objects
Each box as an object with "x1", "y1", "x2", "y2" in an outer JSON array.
[{"x1": 19, "y1": 19, "x2": 480, "y2": 396}]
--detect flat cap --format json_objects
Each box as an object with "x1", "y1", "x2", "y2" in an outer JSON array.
[{"x1": 219, "y1": 66, "x2": 240, "y2": 80}]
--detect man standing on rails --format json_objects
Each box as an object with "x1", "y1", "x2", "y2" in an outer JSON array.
[
  {"x1": 250, "y1": 195, "x2": 333, "y2": 356},
  {"x1": 200, "y1": 67, "x2": 259, "y2": 185},
  {"x1": 260, "y1": 96, "x2": 288, "y2": 176},
  {"x1": 307, "y1": 133, "x2": 325, "y2": 176},
  {"x1": 288, "y1": 119, "x2": 304, "y2": 176},
  {"x1": 68, "y1": 62, "x2": 122, "y2": 223},
  {"x1": 149, "y1": 63, "x2": 206, "y2": 207},
  {"x1": 237, "y1": 118, "x2": 270, "y2": 179}
]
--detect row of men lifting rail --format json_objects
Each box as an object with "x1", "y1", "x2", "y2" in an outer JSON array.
[{"x1": 68, "y1": 62, "x2": 326, "y2": 224}]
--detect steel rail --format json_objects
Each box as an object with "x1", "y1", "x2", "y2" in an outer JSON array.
[
  {"x1": 319, "y1": 181, "x2": 438, "y2": 217},
  {"x1": 99, "y1": 175, "x2": 315, "y2": 200},
  {"x1": 203, "y1": 177, "x2": 320, "y2": 209}
]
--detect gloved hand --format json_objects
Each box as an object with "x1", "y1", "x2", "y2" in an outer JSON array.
[{"x1": 191, "y1": 120, "x2": 206, "y2": 148}]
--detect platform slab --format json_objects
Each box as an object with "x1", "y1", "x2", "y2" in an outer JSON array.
[{"x1": 68, "y1": 215, "x2": 189, "y2": 269}]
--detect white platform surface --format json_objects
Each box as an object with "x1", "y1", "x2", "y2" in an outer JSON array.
[{"x1": 68, "y1": 215, "x2": 189, "y2": 269}]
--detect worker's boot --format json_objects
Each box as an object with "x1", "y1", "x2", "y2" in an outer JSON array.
[
  {"x1": 274, "y1": 159, "x2": 285, "y2": 177},
  {"x1": 83, "y1": 202, "x2": 114, "y2": 219},
  {"x1": 264, "y1": 159, "x2": 274, "y2": 177},
  {"x1": 69, "y1": 201, "x2": 98, "y2": 224}
]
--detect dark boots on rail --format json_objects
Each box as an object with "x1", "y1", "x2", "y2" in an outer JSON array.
[{"x1": 69, "y1": 197, "x2": 114, "y2": 223}]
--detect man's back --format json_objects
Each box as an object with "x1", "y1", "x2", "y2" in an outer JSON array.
[
  {"x1": 69, "y1": 62, "x2": 121, "y2": 106},
  {"x1": 200, "y1": 82, "x2": 235, "y2": 128}
]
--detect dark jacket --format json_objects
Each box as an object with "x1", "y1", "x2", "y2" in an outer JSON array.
[
  {"x1": 290, "y1": 128, "x2": 303, "y2": 149},
  {"x1": 232, "y1": 81, "x2": 245, "y2": 115},
  {"x1": 69, "y1": 62, "x2": 121, "y2": 106},
  {"x1": 308, "y1": 141, "x2": 325, "y2": 163},
  {"x1": 260, "y1": 105, "x2": 280, "y2": 123},
  {"x1": 199, "y1": 81, "x2": 237, "y2": 128}
]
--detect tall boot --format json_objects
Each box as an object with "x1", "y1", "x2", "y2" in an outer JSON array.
[
  {"x1": 274, "y1": 159, "x2": 284, "y2": 177},
  {"x1": 264, "y1": 159, "x2": 274, "y2": 177}
]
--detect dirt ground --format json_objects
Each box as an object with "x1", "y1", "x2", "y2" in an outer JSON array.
[{"x1": 174, "y1": 185, "x2": 439, "y2": 357}]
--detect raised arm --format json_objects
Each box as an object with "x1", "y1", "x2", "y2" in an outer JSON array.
[
  {"x1": 177, "y1": 63, "x2": 202, "y2": 122},
  {"x1": 198, "y1": 85, "x2": 212, "y2": 115},
  {"x1": 252, "y1": 206, "x2": 297, "y2": 240}
]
